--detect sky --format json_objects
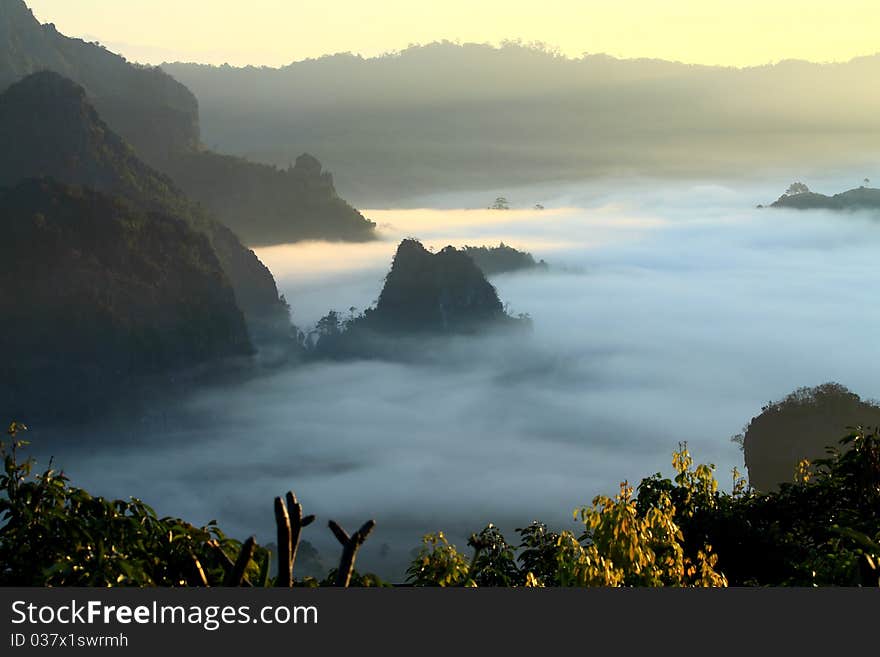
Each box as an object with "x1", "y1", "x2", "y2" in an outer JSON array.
[{"x1": 26, "y1": 0, "x2": 880, "y2": 68}]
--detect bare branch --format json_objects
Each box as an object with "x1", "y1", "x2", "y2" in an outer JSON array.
[
  {"x1": 329, "y1": 519, "x2": 377, "y2": 587},
  {"x1": 328, "y1": 520, "x2": 350, "y2": 545},
  {"x1": 274, "y1": 496, "x2": 292, "y2": 587},
  {"x1": 285, "y1": 491, "x2": 306, "y2": 583}
]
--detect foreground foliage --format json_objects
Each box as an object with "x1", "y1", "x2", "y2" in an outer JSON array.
[
  {"x1": 0, "y1": 423, "x2": 269, "y2": 586},
  {"x1": 410, "y1": 431, "x2": 879, "y2": 587},
  {"x1": 1, "y1": 421, "x2": 877, "y2": 587},
  {"x1": 407, "y1": 446, "x2": 728, "y2": 587}
]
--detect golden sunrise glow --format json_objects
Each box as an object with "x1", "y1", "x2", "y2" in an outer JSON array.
[{"x1": 26, "y1": 0, "x2": 880, "y2": 68}]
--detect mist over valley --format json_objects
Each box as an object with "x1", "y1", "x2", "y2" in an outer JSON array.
[{"x1": 27, "y1": 177, "x2": 880, "y2": 579}]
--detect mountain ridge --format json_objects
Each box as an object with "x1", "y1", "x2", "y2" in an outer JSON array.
[
  {"x1": 0, "y1": 0, "x2": 199, "y2": 162},
  {"x1": 162, "y1": 41, "x2": 880, "y2": 204},
  {"x1": 0, "y1": 71, "x2": 291, "y2": 347},
  {"x1": 0, "y1": 0, "x2": 376, "y2": 244}
]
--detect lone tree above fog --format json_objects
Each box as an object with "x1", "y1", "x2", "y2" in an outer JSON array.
[
  {"x1": 784, "y1": 182, "x2": 811, "y2": 196},
  {"x1": 489, "y1": 196, "x2": 510, "y2": 210}
]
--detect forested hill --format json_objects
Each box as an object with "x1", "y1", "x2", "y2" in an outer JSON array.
[
  {"x1": 0, "y1": 179, "x2": 252, "y2": 420},
  {"x1": 0, "y1": 71, "x2": 291, "y2": 346},
  {"x1": 0, "y1": 0, "x2": 376, "y2": 245}
]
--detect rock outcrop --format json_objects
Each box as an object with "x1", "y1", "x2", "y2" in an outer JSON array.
[
  {"x1": 368, "y1": 239, "x2": 512, "y2": 333},
  {"x1": 313, "y1": 240, "x2": 529, "y2": 357}
]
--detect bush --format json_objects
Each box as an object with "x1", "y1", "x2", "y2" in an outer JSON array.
[
  {"x1": 3, "y1": 419, "x2": 877, "y2": 587},
  {"x1": 406, "y1": 434, "x2": 880, "y2": 587},
  {"x1": 0, "y1": 422, "x2": 267, "y2": 586}
]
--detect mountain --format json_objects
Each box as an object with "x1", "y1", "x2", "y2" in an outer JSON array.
[
  {"x1": 0, "y1": 0, "x2": 198, "y2": 164},
  {"x1": 770, "y1": 186, "x2": 880, "y2": 212},
  {"x1": 0, "y1": 0, "x2": 375, "y2": 244},
  {"x1": 742, "y1": 383, "x2": 880, "y2": 491},
  {"x1": 462, "y1": 243, "x2": 548, "y2": 277},
  {"x1": 157, "y1": 150, "x2": 376, "y2": 245},
  {"x1": 314, "y1": 240, "x2": 528, "y2": 356},
  {"x1": 0, "y1": 179, "x2": 252, "y2": 420},
  {"x1": 368, "y1": 239, "x2": 515, "y2": 333},
  {"x1": 163, "y1": 42, "x2": 880, "y2": 205},
  {"x1": 0, "y1": 71, "x2": 291, "y2": 346}
]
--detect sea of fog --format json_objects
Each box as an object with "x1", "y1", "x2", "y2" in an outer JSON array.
[{"x1": 33, "y1": 176, "x2": 880, "y2": 580}]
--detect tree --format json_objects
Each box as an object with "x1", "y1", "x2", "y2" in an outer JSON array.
[
  {"x1": 0, "y1": 422, "x2": 265, "y2": 586},
  {"x1": 489, "y1": 196, "x2": 510, "y2": 210},
  {"x1": 315, "y1": 311, "x2": 342, "y2": 337},
  {"x1": 785, "y1": 182, "x2": 810, "y2": 196}
]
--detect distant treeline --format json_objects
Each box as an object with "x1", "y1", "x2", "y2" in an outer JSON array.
[{"x1": 164, "y1": 42, "x2": 880, "y2": 204}]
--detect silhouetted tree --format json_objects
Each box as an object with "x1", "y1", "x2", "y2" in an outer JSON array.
[{"x1": 785, "y1": 182, "x2": 810, "y2": 196}]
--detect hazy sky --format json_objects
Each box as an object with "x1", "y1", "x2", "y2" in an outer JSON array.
[{"x1": 26, "y1": 0, "x2": 880, "y2": 68}]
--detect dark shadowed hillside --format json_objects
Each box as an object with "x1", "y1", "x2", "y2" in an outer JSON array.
[
  {"x1": 0, "y1": 71, "x2": 291, "y2": 346},
  {"x1": 158, "y1": 150, "x2": 376, "y2": 245},
  {"x1": 0, "y1": 0, "x2": 375, "y2": 244},
  {"x1": 164, "y1": 42, "x2": 880, "y2": 204},
  {"x1": 0, "y1": 0, "x2": 198, "y2": 163},
  {"x1": 742, "y1": 383, "x2": 880, "y2": 491},
  {"x1": 0, "y1": 179, "x2": 252, "y2": 420}
]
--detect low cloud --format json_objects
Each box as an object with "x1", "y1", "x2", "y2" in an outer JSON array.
[{"x1": 33, "y1": 176, "x2": 880, "y2": 579}]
